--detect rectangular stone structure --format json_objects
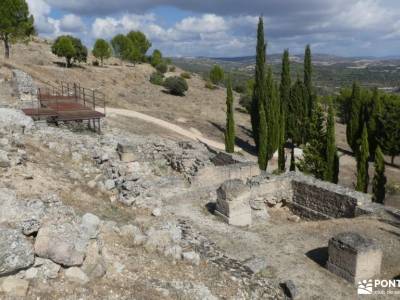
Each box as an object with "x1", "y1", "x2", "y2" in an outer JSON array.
[
  {"x1": 215, "y1": 179, "x2": 252, "y2": 227},
  {"x1": 327, "y1": 232, "x2": 382, "y2": 284},
  {"x1": 117, "y1": 143, "x2": 137, "y2": 162}
]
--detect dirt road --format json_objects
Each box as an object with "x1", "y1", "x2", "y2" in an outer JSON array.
[{"x1": 101, "y1": 107, "x2": 242, "y2": 152}]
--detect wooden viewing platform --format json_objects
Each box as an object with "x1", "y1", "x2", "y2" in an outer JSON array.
[{"x1": 22, "y1": 82, "x2": 106, "y2": 132}]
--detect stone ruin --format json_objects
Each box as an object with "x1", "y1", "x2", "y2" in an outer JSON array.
[
  {"x1": 327, "y1": 232, "x2": 382, "y2": 283},
  {"x1": 12, "y1": 70, "x2": 38, "y2": 105}
]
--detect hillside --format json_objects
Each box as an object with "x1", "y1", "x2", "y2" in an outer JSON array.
[
  {"x1": 0, "y1": 38, "x2": 252, "y2": 146},
  {"x1": 172, "y1": 54, "x2": 400, "y2": 94}
]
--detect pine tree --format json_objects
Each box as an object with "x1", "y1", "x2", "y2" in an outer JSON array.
[
  {"x1": 346, "y1": 82, "x2": 363, "y2": 154},
  {"x1": 266, "y1": 67, "x2": 279, "y2": 160},
  {"x1": 280, "y1": 49, "x2": 291, "y2": 134},
  {"x1": 251, "y1": 17, "x2": 267, "y2": 149},
  {"x1": 225, "y1": 76, "x2": 235, "y2": 153},
  {"x1": 325, "y1": 99, "x2": 339, "y2": 183},
  {"x1": 356, "y1": 124, "x2": 369, "y2": 193},
  {"x1": 297, "y1": 103, "x2": 326, "y2": 179},
  {"x1": 290, "y1": 146, "x2": 296, "y2": 171},
  {"x1": 304, "y1": 45, "x2": 313, "y2": 118},
  {"x1": 278, "y1": 104, "x2": 286, "y2": 173},
  {"x1": 372, "y1": 146, "x2": 386, "y2": 203}
]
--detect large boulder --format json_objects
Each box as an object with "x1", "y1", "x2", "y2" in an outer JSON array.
[
  {"x1": 0, "y1": 108, "x2": 34, "y2": 133},
  {"x1": 0, "y1": 228, "x2": 34, "y2": 276},
  {"x1": 34, "y1": 223, "x2": 89, "y2": 266}
]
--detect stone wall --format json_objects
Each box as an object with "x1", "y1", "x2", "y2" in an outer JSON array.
[
  {"x1": 191, "y1": 162, "x2": 261, "y2": 188},
  {"x1": 12, "y1": 70, "x2": 38, "y2": 104},
  {"x1": 247, "y1": 172, "x2": 372, "y2": 220}
]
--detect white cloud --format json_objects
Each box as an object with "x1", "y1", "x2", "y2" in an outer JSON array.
[{"x1": 59, "y1": 14, "x2": 86, "y2": 32}]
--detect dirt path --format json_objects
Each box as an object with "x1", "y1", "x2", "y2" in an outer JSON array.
[{"x1": 101, "y1": 107, "x2": 242, "y2": 152}]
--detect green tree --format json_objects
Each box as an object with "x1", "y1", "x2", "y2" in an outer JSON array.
[
  {"x1": 123, "y1": 42, "x2": 142, "y2": 65},
  {"x1": 288, "y1": 77, "x2": 307, "y2": 145},
  {"x1": 367, "y1": 88, "x2": 383, "y2": 159},
  {"x1": 325, "y1": 98, "x2": 339, "y2": 183},
  {"x1": 278, "y1": 105, "x2": 286, "y2": 173},
  {"x1": 69, "y1": 36, "x2": 87, "y2": 63},
  {"x1": 266, "y1": 67, "x2": 280, "y2": 160},
  {"x1": 258, "y1": 96, "x2": 268, "y2": 170},
  {"x1": 0, "y1": 0, "x2": 34, "y2": 59},
  {"x1": 379, "y1": 95, "x2": 400, "y2": 164},
  {"x1": 298, "y1": 103, "x2": 326, "y2": 179},
  {"x1": 151, "y1": 49, "x2": 163, "y2": 67},
  {"x1": 209, "y1": 65, "x2": 225, "y2": 85},
  {"x1": 251, "y1": 17, "x2": 267, "y2": 150},
  {"x1": 372, "y1": 146, "x2": 386, "y2": 203},
  {"x1": 92, "y1": 39, "x2": 111, "y2": 66},
  {"x1": 225, "y1": 76, "x2": 235, "y2": 153},
  {"x1": 51, "y1": 36, "x2": 76, "y2": 67},
  {"x1": 280, "y1": 49, "x2": 291, "y2": 134},
  {"x1": 304, "y1": 44, "x2": 314, "y2": 118},
  {"x1": 126, "y1": 31, "x2": 151, "y2": 61},
  {"x1": 346, "y1": 82, "x2": 363, "y2": 154},
  {"x1": 111, "y1": 34, "x2": 129, "y2": 61},
  {"x1": 356, "y1": 124, "x2": 369, "y2": 193}
]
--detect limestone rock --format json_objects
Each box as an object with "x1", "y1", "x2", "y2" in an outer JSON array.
[
  {"x1": 21, "y1": 219, "x2": 41, "y2": 236},
  {"x1": 280, "y1": 280, "x2": 298, "y2": 299},
  {"x1": 152, "y1": 208, "x2": 162, "y2": 217},
  {"x1": 104, "y1": 179, "x2": 116, "y2": 190},
  {"x1": 243, "y1": 257, "x2": 269, "y2": 274},
  {"x1": 182, "y1": 251, "x2": 200, "y2": 266},
  {"x1": 65, "y1": 267, "x2": 89, "y2": 284},
  {"x1": 34, "y1": 223, "x2": 88, "y2": 266},
  {"x1": 0, "y1": 278, "x2": 29, "y2": 297},
  {"x1": 81, "y1": 241, "x2": 106, "y2": 280},
  {"x1": 164, "y1": 245, "x2": 183, "y2": 261},
  {"x1": 33, "y1": 258, "x2": 60, "y2": 279},
  {"x1": 81, "y1": 213, "x2": 101, "y2": 239},
  {"x1": 0, "y1": 228, "x2": 34, "y2": 276}
]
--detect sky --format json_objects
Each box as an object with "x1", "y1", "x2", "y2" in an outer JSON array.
[{"x1": 26, "y1": 0, "x2": 400, "y2": 58}]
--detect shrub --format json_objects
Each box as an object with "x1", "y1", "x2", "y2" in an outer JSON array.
[
  {"x1": 156, "y1": 63, "x2": 168, "y2": 74},
  {"x1": 169, "y1": 66, "x2": 176, "y2": 72},
  {"x1": 205, "y1": 80, "x2": 217, "y2": 90},
  {"x1": 164, "y1": 76, "x2": 188, "y2": 96},
  {"x1": 150, "y1": 72, "x2": 164, "y2": 86},
  {"x1": 180, "y1": 72, "x2": 191, "y2": 79},
  {"x1": 92, "y1": 60, "x2": 100, "y2": 67},
  {"x1": 151, "y1": 49, "x2": 163, "y2": 67},
  {"x1": 209, "y1": 65, "x2": 224, "y2": 85}
]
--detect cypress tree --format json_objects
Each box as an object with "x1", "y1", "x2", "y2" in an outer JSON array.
[
  {"x1": 325, "y1": 99, "x2": 339, "y2": 183},
  {"x1": 225, "y1": 76, "x2": 235, "y2": 153},
  {"x1": 304, "y1": 44, "x2": 313, "y2": 118},
  {"x1": 288, "y1": 76, "x2": 307, "y2": 145},
  {"x1": 278, "y1": 105, "x2": 286, "y2": 173},
  {"x1": 297, "y1": 103, "x2": 326, "y2": 179},
  {"x1": 266, "y1": 67, "x2": 280, "y2": 160},
  {"x1": 258, "y1": 97, "x2": 268, "y2": 170},
  {"x1": 346, "y1": 82, "x2": 363, "y2": 154},
  {"x1": 372, "y1": 146, "x2": 386, "y2": 203},
  {"x1": 290, "y1": 146, "x2": 296, "y2": 171},
  {"x1": 367, "y1": 88, "x2": 383, "y2": 159},
  {"x1": 356, "y1": 124, "x2": 370, "y2": 193},
  {"x1": 251, "y1": 17, "x2": 267, "y2": 149},
  {"x1": 280, "y1": 49, "x2": 291, "y2": 134}
]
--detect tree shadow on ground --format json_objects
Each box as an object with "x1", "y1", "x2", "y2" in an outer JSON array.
[
  {"x1": 52, "y1": 61, "x2": 85, "y2": 69},
  {"x1": 306, "y1": 247, "x2": 328, "y2": 268},
  {"x1": 208, "y1": 121, "x2": 257, "y2": 156}
]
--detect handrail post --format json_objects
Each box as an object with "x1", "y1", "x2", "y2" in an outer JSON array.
[{"x1": 93, "y1": 90, "x2": 96, "y2": 110}]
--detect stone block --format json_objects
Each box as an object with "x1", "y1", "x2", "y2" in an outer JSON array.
[
  {"x1": 327, "y1": 232, "x2": 382, "y2": 283},
  {"x1": 117, "y1": 143, "x2": 137, "y2": 162},
  {"x1": 118, "y1": 152, "x2": 137, "y2": 162},
  {"x1": 215, "y1": 180, "x2": 252, "y2": 227}
]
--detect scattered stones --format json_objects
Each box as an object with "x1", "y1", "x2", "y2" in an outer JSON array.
[
  {"x1": 243, "y1": 257, "x2": 269, "y2": 274},
  {"x1": 287, "y1": 215, "x2": 300, "y2": 223},
  {"x1": 65, "y1": 267, "x2": 89, "y2": 284},
  {"x1": 164, "y1": 245, "x2": 183, "y2": 261},
  {"x1": 327, "y1": 232, "x2": 382, "y2": 283},
  {"x1": 81, "y1": 213, "x2": 101, "y2": 239},
  {"x1": 104, "y1": 179, "x2": 116, "y2": 191},
  {"x1": 215, "y1": 179, "x2": 252, "y2": 227},
  {"x1": 0, "y1": 228, "x2": 34, "y2": 276},
  {"x1": 0, "y1": 278, "x2": 29, "y2": 297},
  {"x1": 280, "y1": 280, "x2": 298, "y2": 299},
  {"x1": 21, "y1": 219, "x2": 41, "y2": 236},
  {"x1": 152, "y1": 208, "x2": 162, "y2": 217},
  {"x1": 182, "y1": 251, "x2": 200, "y2": 266}
]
